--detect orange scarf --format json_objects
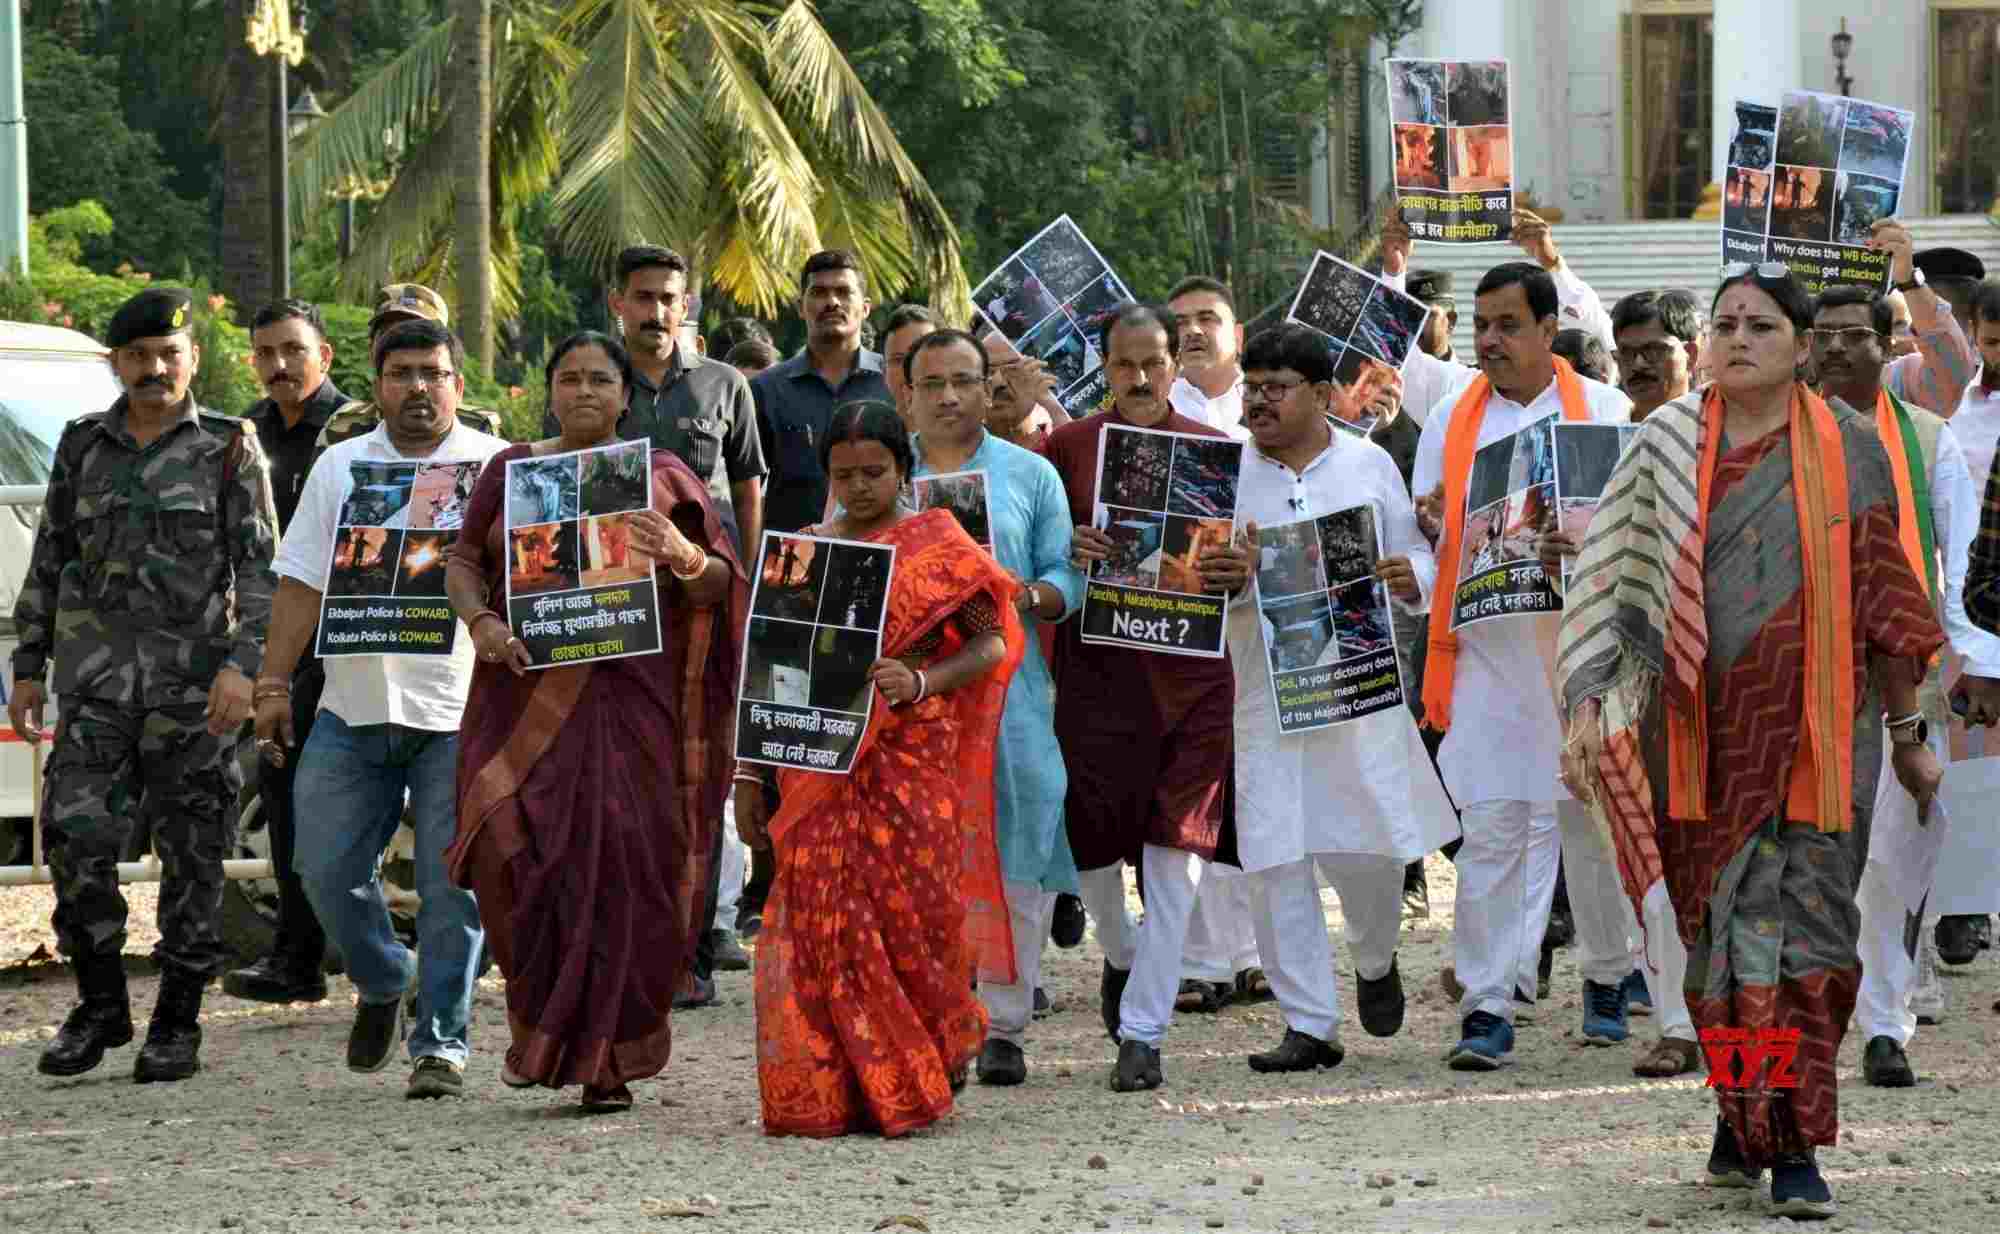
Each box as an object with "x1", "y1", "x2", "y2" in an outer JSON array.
[
  {"x1": 1872, "y1": 389, "x2": 1935, "y2": 599},
  {"x1": 1664, "y1": 383, "x2": 1854, "y2": 830},
  {"x1": 1422, "y1": 357, "x2": 1592, "y2": 732}
]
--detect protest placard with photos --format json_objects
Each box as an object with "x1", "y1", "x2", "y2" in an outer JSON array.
[
  {"x1": 1286, "y1": 250, "x2": 1433, "y2": 424},
  {"x1": 502, "y1": 439, "x2": 664, "y2": 668},
  {"x1": 1081, "y1": 423, "x2": 1242, "y2": 657},
  {"x1": 1448, "y1": 416, "x2": 1559, "y2": 628},
  {"x1": 911, "y1": 469, "x2": 993, "y2": 551},
  {"x1": 1253, "y1": 506, "x2": 1406, "y2": 733},
  {"x1": 1721, "y1": 92, "x2": 1913, "y2": 293},
  {"x1": 1551, "y1": 422, "x2": 1640, "y2": 586},
  {"x1": 971, "y1": 215, "x2": 1134, "y2": 416},
  {"x1": 317, "y1": 458, "x2": 485, "y2": 657},
  {"x1": 735, "y1": 531, "x2": 895, "y2": 775},
  {"x1": 1386, "y1": 58, "x2": 1513, "y2": 244}
]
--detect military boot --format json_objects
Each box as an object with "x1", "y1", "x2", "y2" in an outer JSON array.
[
  {"x1": 133, "y1": 972, "x2": 207, "y2": 1083},
  {"x1": 37, "y1": 957, "x2": 134, "y2": 1076}
]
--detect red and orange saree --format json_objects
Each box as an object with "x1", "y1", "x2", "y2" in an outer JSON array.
[
  {"x1": 754, "y1": 508, "x2": 1025, "y2": 1138},
  {"x1": 445, "y1": 444, "x2": 747, "y2": 1093}
]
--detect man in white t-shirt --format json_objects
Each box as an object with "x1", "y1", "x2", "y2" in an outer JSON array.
[
  {"x1": 1167, "y1": 277, "x2": 1248, "y2": 440},
  {"x1": 252, "y1": 319, "x2": 509, "y2": 1100}
]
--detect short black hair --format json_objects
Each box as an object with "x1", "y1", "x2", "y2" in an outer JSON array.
[
  {"x1": 1166, "y1": 276, "x2": 1235, "y2": 313},
  {"x1": 724, "y1": 339, "x2": 778, "y2": 371},
  {"x1": 1474, "y1": 262, "x2": 1559, "y2": 321},
  {"x1": 1968, "y1": 279, "x2": 2000, "y2": 329},
  {"x1": 615, "y1": 245, "x2": 689, "y2": 289},
  {"x1": 903, "y1": 328, "x2": 989, "y2": 382},
  {"x1": 373, "y1": 319, "x2": 464, "y2": 374},
  {"x1": 1240, "y1": 323, "x2": 1334, "y2": 384},
  {"x1": 1713, "y1": 267, "x2": 1814, "y2": 334},
  {"x1": 820, "y1": 400, "x2": 912, "y2": 477},
  {"x1": 1814, "y1": 283, "x2": 1893, "y2": 338},
  {"x1": 1551, "y1": 329, "x2": 1613, "y2": 383},
  {"x1": 709, "y1": 316, "x2": 772, "y2": 355},
  {"x1": 544, "y1": 329, "x2": 633, "y2": 397},
  {"x1": 882, "y1": 303, "x2": 942, "y2": 347},
  {"x1": 1099, "y1": 302, "x2": 1180, "y2": 362},
  {"x1": 250, "y1": 298, "x2": 327, "y2": 341},
  {"x1": 800, "y1": 249, "x2": 867, "y2": 295},
  {"x1": 1610, "y1": 289, "x2": 1701, "y2": 344}
]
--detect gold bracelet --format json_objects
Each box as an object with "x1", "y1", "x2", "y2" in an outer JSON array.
[{"x1": 670, "y1": 551, "x2": 708, "y2": 581}]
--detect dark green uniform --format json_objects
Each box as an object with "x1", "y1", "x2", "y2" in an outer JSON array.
[
  {"x1": 10, "y1": 396, "x2": 279, "y2": 979},
  {"x1": 314, "y1": 400, "x2": 506, "y2": 453}
]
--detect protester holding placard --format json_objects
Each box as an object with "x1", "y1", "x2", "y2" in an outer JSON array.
[
  {"x1": 1876, "y1": 233, "x2": 1979, "y2": 419},
  {"x1": 1411, "y1": 262, "x2": 1630, "y2": 1071},
  {"x1": 739, "y1": 401, "x2": 1025, "y2": 1138},
  {"x1": 1048, "y1": 304, "x2": 1243, "y2": 1093},
  {"x1": 436, "y1": 331, "x2": 745, "y2": 1113},
  {"x1": 256, "y1": 318, "x2": 507, "y2": 1101},
  {"x1": 1558, "y1": 266, "x2": 1944, "y2": 1219},
  {"x1": 1228, "y1": 324, "x2": 1450, "y2": 1073}
]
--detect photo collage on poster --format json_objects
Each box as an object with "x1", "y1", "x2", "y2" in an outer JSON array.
[
  {"x1": 1723, "y1": 91, "x2": 1914, "y2": 293},
  {"x1": 970, "y1": 215, "x2": 1135, "y2": 417},
  {"x1": 1450, "y1": 416, "x2": 1559, "y2": 629},
  {"x1": 736, "y1": 532, "x2": 895, "y2": 775},
  {"x1": 1285, "y1": 250, "x2": 1435, "y2": 436},
  {"x1": 502, "y1": 439, "x2": 664, "y2": 668},
  {"x1": 1551, "y1": 423, "x2": 1640, "y2": 587},
  {"x1": 911, "y1": 469, "x2": 993, "y2": 552},
  {"x1": 1081, "y1": 424, "x2": 1242, "y2": 657},
  {"x1": 317, "y1": 457, "x2": 485, "y2": 658},
  {"x1": 1386, "y1": 58, "x2": 1513, "y2": 243},
  {"x1": 1253, "y1": 504, "x2": 1405, "y2": 734}
]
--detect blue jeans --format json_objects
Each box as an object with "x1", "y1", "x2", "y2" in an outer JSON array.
[{"x1": 293, "y1": 711, "x2": 482, "y2": 1066}]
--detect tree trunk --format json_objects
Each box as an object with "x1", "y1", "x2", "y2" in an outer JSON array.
[
  {"x1": 218, "y1": 0, "x2": 275, "y2": 323},
  {"x1": 450, "y1": 0, "x2": 494, "y2": 369}
]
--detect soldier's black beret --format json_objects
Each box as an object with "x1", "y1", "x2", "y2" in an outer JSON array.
[
  {"x1": 105, "y1": 287, "x2": 195, "y2": 349},
  {"x1": 1405, "y1": 269, "x2": 1456, "y2": 305}
]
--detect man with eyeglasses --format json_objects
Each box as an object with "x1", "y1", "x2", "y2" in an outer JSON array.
[
  {"x1": 1610, "y1": 289, "x2": 1703, "y2": 423},
  {"x1": 1809, "y1": 284, "x2": 2000, "y2": 1089}
]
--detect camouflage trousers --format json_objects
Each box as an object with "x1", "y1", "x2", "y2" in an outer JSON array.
[{"x1": 41, "y1": 697, "x2": 241, "y2": 979}]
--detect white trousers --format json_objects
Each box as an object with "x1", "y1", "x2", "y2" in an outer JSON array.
[
  {"x1": 1248, "y1": 854, "x2": 1403, "y2": 1041},
  {"x1": 715, "y1": 796, "x2": 745, "y2": 933},
  {"x1": 1076, "y1": 846, "x2": 1204, "y2": 1047},
  {"x1": 1854, "y1": 854, "x2": 1929, "y2": 1046},
  {"x1": 1455, "y1": 799, "x2": 1556, "y2": 1020},
  {"x1": 1183, "y1": 860, "x2": 1260, "y2": 981},
  {"x1": 980, "y1": 878, "x2": 1056, "y2": 1045},
  {"x1": 1557, "y1": 802, "x2": 1696, "y2": 1041},
  {"x1": 1638, "y1": 882, "x2": 1695, "y2": 1043}
]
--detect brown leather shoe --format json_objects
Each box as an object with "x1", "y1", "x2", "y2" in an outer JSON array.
[{"x1": 1633, "y1": 1036, "x2": 1700, "y2": 1077}]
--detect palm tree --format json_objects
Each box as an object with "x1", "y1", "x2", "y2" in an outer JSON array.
[
  {"x1": 289, "y1": 0, "x2": 968, "y2": 326},
  {"x1": 450, "y1": 0, "x2": 495, "y2": 367}
]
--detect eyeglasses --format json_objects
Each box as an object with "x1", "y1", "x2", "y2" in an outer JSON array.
[
  {"x1": 914, "y1": 375, "x2": 987, "y2": 395},
  {"x1": 1613, "y1": 342, "x2": 1681, "y2": 368},
  {"x1": 1243, "y1": 378, "x2": 1313, "y2": 402},
  {"x1": 1806, "y1": 326, "x2": 1883, "y2": 346},
  {"x1": 382, "y1": 366, "x2": 455, "y2": 387},
  {"x1": 1720, "y1": 262, "x2": 1791, "y2": 279}
]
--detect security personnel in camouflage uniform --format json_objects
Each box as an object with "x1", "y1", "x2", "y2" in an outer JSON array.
[
  {"x1": 315, "y1": 283, "x2": 505, "y2": 449},
  {"x1": 7, "y1": 288, "x2": 279, "y2": 1083}
]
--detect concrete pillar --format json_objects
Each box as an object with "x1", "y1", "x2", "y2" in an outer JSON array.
[{"x1": 1712, "y1": 0, "x2": 1803, "y2": 185}]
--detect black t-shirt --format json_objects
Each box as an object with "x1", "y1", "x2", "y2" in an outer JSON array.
[{"x1": 246, "y1": 378, "x2": 351, "y2": 535}]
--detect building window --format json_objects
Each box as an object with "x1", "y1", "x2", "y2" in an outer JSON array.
[
  {"x1": 1935, "y1": 4, "x2": 2000, "y2": 214},
  {"x1": 1624, "y1": 9, "x2": 1714, "y2": 219}
]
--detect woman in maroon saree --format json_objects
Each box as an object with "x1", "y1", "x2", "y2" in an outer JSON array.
[
  {"x1": 738, "y1": 401, "x2": 1024, "y2": 1138},
  {"x1": 443, "y1": 331, "x2": 747, "y2": 1112}
]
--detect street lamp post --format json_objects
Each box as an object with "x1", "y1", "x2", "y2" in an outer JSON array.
[
  {"x1": 247, "y1": 2, "x2": 308, "y2": 300},
  {"x1": 1831, "y1": 18, "x2": 1855, "y2": 98}
]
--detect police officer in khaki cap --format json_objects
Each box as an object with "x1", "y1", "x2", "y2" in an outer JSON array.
[{"x1": 315, "y1": 283, "x2": 506, "y2": 450}]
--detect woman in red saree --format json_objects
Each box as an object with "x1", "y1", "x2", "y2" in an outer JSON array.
[
  {"x1": 442, "y1": 331, "x2": 747, "y2": 1112},
  {"x1": 738, "y1": 401, "x2": 1025, "y2": 1138}
]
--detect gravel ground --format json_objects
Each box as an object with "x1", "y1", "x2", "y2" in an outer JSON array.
[{"x1": 3, "y1": 859, "x2": 1999, "y2": 1234}]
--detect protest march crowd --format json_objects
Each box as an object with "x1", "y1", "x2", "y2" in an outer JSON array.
[{"x1": 14, "y1": 151, "x2": 2000, "y2": 1223}]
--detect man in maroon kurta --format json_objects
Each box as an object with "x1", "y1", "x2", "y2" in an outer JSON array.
[{"x1": 1045, "y1": 304, "x2": 1241, "y2": 1093}]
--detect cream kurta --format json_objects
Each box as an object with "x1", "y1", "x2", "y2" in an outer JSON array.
[
  {"x1": 1411, "y1": 369, "x2": 1632, "y2": 808},
  {"x1": 1227, "y1": 431, "x2": 1453, "y2": 871}
]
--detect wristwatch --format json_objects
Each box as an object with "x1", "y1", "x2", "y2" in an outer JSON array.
[{"x1": 1894, "y1": 268, "x2": 1926, "y2": 294}]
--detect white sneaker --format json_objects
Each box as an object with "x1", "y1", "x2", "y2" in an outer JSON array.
[{"x1": 1911, "y1": 933, "x2": 1948, "y2": 1026}]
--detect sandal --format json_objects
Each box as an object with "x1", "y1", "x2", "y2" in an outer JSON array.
[
  {"x1": 1176, "y1": 979, "x2": 1229, "y2": 1013},
  {"x1": 580, "y1": 1083, "x2": 634, "y2": 1113},
  {"x1": 1633, "y1": 1038, "x2": 1700, "y2": 1078},
  {"x1": 500, "y1": 1056, "x2": 538, "y2": 1089},
  {"x1": 1234, "y1": 966, "x2": 1274, "y2": 1003}
]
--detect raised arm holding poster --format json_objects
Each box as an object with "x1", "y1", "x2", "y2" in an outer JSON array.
[
  {"x1": 317, "y1": 458, "x2": 484, "y2": 657},
  {"x1": 1253, "y1": 505, "x2": 1406, "y2": 733},
  {"x1": 502, "y1": 438, "x2": 665, "y2": 667},
  {"x1": 1080, "y1": 423, "x2": 1242, "y2": 657},
  {"x1": 735, "y1": 531, "x2": 894, "y2": 775},
  {"x1": 970, "y1": 215, "x2": 1135, "y2": 416},
  {"x1": 1286, "y1": 250, "x2": 1433, "y2": 436},
  {"x1": 1386, "y1": 58, "x2": 1513, "y2": 244}
]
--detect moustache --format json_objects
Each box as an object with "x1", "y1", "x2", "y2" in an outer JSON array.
[
  {"x1": 640, "y1": 323, "x2": 665, "y2": 333},
  {"x1": 137, "y1": 376, "x2": 170, "y2": 389}
]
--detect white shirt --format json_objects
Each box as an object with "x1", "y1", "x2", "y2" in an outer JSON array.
[
  {"x1": 1227, "y1": 431, "x2": 1454, "y2": 869},
  {"x1": 273, "y1": 421, "x2": 510, "y2": 731},
  {"x1": 1953, "y1": 367, "x2": 2000, "y2": 502},
  {"x1": 1384, "y1": 261, "x2": 1615, "y2": 374},
  {"x1": 1169, "y1": 373, "x2": 1249, "y2": 439},
  {"x1": 1400, "y1": 349, "x2": 1478, "y2": 430},
  {"x1": 1411, "y1": 369, "x2": 1632, "y2": 806},
  {"x1": 1930, "y1": 423, "x2": 2000, "y2": 677}
]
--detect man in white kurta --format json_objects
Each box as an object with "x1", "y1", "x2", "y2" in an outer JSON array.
[
  {"x1": 1227, "y1": 324, "x2": 1453, "y2": 1069},
  {"x1": 1411, "y1": 262, "x2": 1631, "y2": 1068}
]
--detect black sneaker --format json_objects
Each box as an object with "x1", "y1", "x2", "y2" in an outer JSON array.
[
  {"x1": 1937, "y1": 915, "x2": 1983, "y2": 966},
  {"x1": 1705, "y1": 1118, "x2": 1763, "y2": 1188},
  {"x1": 1110, "y1": 1038, "x2": 1163, "y2": 1092},
  {"x1": 1032, "y1": 986, "x2": 1053, "y2": 1019},
  {"x1": 347, "y1": 993, "x2": 407, "y2": 1074},
  {"x1": 708, "y1": 929, "x2": 752, "y2": 973},
  {"x1": 976, "y1": 1038, "x2": 1027, "y2": 1086},
  {"x1": 1861, "y1": 1035, "x2": 1916, "y2": 1087},
  {"x1": 223, "y1": 955, "x2": 329, "y2": 1004},
  {"x1": 1770, "y1": 1153, "x2": 1836, "y2": 1219},
  {"x1": 1050, "y1": 893, "x2": 1087, "y2": 949},
  {"x1": 406, "y1": 1056, "x2": 464, "y2": 1100},
  {"x1": 1247, "y1": 1028, "x2": 1344, "y2": 1073},
  {"x1": 1355, "y1": 956, "x2": 1405, "y2": 1038},
  {"x1": 1099, "y1": 960, "x2": 1130, "y2": 1043}
]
